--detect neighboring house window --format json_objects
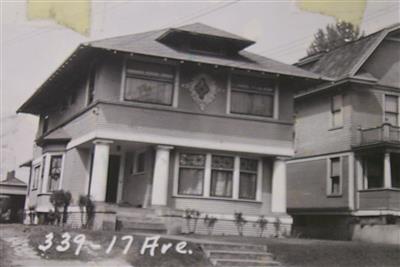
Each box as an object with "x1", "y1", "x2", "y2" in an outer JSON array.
[
  {"x1": 230, "y1": 75, "x2": 275, "y2": 117},
  {"x1": 134, "y1": 152, "x2": 146, "y2": 174},
  {"x1": 328, "y1": 157, "x2": 341, "y2": 195},
  {"x1": 31, "y1": 165, "x2": 41, "y2": 190},
  {"x1": 363, "y1": 155, "x2": 383, "y2": 189},
  {"x1": 239, "y1": 158, "x2": 258, "y2": 200},
  {"x1": 178, "y1": 153, "x2": 205, "y2": 196},
  {"x1": 210, "y1": 155, "x2": 234, "y2": 198},
  {"x1": 176, "y1": 152, "x2": 261, "y2": 200},
  {"x1": 331, "y1": 94, "x2": 343, "y2": 128},
  {"x1": 42, "y1": 115, "x2": 49, "y2": 134},
  {"x1": 391, "y1": 154, "x2": 400, "y2": 188},
  {"x1": 87, "y1": 64, "x2": 96, "y2": 105},
  {"x1": 384, "y1": 94, "x2": 399, "y2": 126},
  {"x1": 48, "y1": 155, "x2": 63, "y2": 191},
  {"x1": 124, "y1": 61, "x2": 175, "y2": 105}
]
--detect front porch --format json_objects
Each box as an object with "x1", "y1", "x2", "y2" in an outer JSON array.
[{"x1": 56, "y1": 138, "x2": 291, "y2": 236}]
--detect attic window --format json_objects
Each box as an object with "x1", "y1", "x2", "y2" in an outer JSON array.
[{"x1": 188, "y1": 38, "x2": 225, "y2": 56}]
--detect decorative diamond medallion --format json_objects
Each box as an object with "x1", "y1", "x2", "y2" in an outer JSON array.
[{"x1": 183, "y1": 73, "x2": 219, "y2": 110}]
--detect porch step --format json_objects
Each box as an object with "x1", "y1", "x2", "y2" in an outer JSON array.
[
  {"x1": 207, "y1": 250, "x2": 274, "y2": 261},
  {"x1": 117, "y1": 220, "x2": 167, "y2": 234},
  {"x1": 211, "y1": 258, "x2": 281, "y2": 266},
  {"x1": 201, "y1": 242, "x2": 280, "y2": 267},
  {"x1": 202, "y1": 243, "x2": 267, "y2": 252}
]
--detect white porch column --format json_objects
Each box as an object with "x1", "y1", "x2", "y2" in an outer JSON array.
[
  {"x1": 151, "y1": 145, "x2": 174, "y2": 206},
  {"x1": 90, "y1": 140, "x2": 113, "y2": 202},
  {"x1": 384, "y1": 152, "x2": 392, "y2": 188},
  {"x1": 271, "y1": 158, "x2": 287, "y2": 213}
]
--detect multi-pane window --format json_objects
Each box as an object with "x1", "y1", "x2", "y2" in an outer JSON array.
[
  {"x1": 178, "y1": 153, "x2": 205, "y2": 196},
  {"x1": 239, "y1": 158, "x2": 258, "y2": 199},
  {"x1": 384, "y1": 95, "x2": 399, "y2": 126},
  {"x1": 124, "y1": 61, "x2": 175, "y2": 105},
  {"x1": 176, "y1": 152, "x2": 261, "y2": 200},
  {"x1": 331, "y1": 94, "x2": 343, "y2": 128},
  {"x1": 210, "y1": 155, "x2": 234, "y2": 198},
  {"x1": 48, "y1": 155, "x2": 63, "y2": 191},
  {"x1": 31, "y1": 165, "x2": 41, "y2": 190},
  {"x1": 328, "y1": 157, "x2": 341, "y2": 195},
  {"x1": 230, "y1": 75, "x2": 275, "y2": 117}
]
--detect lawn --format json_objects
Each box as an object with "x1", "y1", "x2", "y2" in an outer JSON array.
[{"x1": 190, "y1": 235, "x2": 400, "y2": 267}]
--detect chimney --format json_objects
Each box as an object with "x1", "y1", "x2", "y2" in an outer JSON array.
[{"x1": 6, "y1": 171, "x2": 15, "y2": 181}]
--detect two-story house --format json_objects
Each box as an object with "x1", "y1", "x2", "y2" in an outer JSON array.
[
  {"x1": 18, "y1": 23, "x2": 322, "y2": 235},
  {"x1": 287, "y1": 23, "x2": 400, "y2": 241}
]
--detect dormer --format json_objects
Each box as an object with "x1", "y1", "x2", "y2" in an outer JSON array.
[{"x1": 156, "y1": 23, "x2": 255, "y2": 57}]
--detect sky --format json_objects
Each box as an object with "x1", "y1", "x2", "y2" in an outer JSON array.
[{"x1": 1, "y1": 0, "x2": 399, "y2": 182}]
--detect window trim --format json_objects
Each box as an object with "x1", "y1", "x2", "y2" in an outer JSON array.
[
  {"x1": 326, "y1": 156, "x2": 343, "y2": 196},
  {"x1": 31, "y1": 159, "x2": 42, "y2": 191},
  {"x1": 227, "y1": 72, "x2": 278, "y2": 119},
  {"x1": 121, "y1": 58, "x2": 179, "y2": 107},
  {"x1": 173, "y1": 151, "x2": 263, "y2": 202},
  {"x1": 383, "y1": 94, "x2": 400, "y2": 126},
  {"x1": 85, "y1": 62, "x2": 97, "y2": 106},
  {"x1": 330, "y1": 94, "x2": 344, "y2": 129},
  {"x1": 47, "y1": 153, "x2": 65, "y2": 192}
]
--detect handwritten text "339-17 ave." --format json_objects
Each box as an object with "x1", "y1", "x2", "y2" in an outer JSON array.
[{"x1": 38, "y1": 233, "x2": 194, "y2": 256}]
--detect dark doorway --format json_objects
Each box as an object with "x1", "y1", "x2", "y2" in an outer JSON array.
[{"x1": 106, "y1": 155, "x2": 120, "y2": 203}]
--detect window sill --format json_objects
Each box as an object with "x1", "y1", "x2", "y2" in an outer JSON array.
[
  {"x1": 326, "y1": 194, "x2": 343, "y2": 198},
  {"x1": 173, "y1": 194, "x2": 262, "y2": 203},
  {"x1": 328, "y1": 126, "x2": 343, "y2": 131},
  {"x1": 359, "y1": 188, "x2": 400, "y2": 192}
]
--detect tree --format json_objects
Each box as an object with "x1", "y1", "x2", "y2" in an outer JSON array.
[
  {"x1": 50, "y1": 190, "x2": 72, "y2": 226},
  {"x1": 308, "y1": 21, "x2": 362, "y2": 55}
]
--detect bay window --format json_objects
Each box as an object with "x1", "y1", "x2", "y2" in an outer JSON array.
[
  {"x1": 31, "y1": 164, "x2": 41, "y2": 190},
  {"x1": 48, "y1": 155, "x2": 63, "y2": 192},
  {"x1": 230, "y1": 74, "x2": 275, "y2": 117},
  {"x1": 124, "y1": 60, "x2": 175, "y2": 105},
  {"x1": 176, "y1": 152, "x2": 262, "y2": 201}
]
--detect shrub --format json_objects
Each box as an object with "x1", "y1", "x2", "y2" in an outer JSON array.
[
  {"x1": 204, "y1": 215, "x2": 218, "y2": 235},
  {"x1": 234, "y1": 212, "x2": 247, "y2": 236},
  {"x1": 50, "y1": 190, "x2": 72, "y2": 226},
  {"x1": 28, "y1": 205, "x2": 36, "y2": 225},
  {"x1": 273, "y1": 217, "x2": 281, "y2": 237},
  {"x1": 78, "y1": 195, "x2": 95, "y2": 229},
  {"x1": 184, "y1": 209, "x2": 200, "y2": 234},
  {"x1": 253, "y1": 215, "x2": 268, "y2": 237}
]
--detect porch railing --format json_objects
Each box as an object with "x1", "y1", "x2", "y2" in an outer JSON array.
[{"x1": 358, "y1": 123, "x2": 400, "y2": 146}]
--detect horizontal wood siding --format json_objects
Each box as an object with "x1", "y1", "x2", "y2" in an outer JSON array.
[
  {"x1": 295, "y1": 91, "x2": 352, "y2": 157},
  {"x1": 359, "y1": 189, "x2": 400, "y2": 210},
  {"x1": 287, "y1": 156, "x2": 349, "y2": 210}
]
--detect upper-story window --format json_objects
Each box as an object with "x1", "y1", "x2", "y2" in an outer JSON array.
[
  {"x1": 124, "y1": 61, "x2": 175, "y2": 105},
  {"x1": 384, "y1": 94, "x2": 399, "y2": 126},
  {"x1": 331, "y1": 94, "x2": 343, "y2": 128},
  {"x1": 230, "y1": 75, "x2": 275, "y2": 118}
]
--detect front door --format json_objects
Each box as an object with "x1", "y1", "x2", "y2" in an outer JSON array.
[{"x1": 106, "y1": 155, "x2": 120, "y2": 203}]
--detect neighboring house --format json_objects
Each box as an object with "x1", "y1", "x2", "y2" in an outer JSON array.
[
  {"x1": 287, "y1": 24, "x2": 400, "y2": 241},
  {"x1": 17, "y1": 23, "x2": 322, "y2": 235},
  {"x1": 0, "y1": 171, "x2": 27, "y2": 223}
]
